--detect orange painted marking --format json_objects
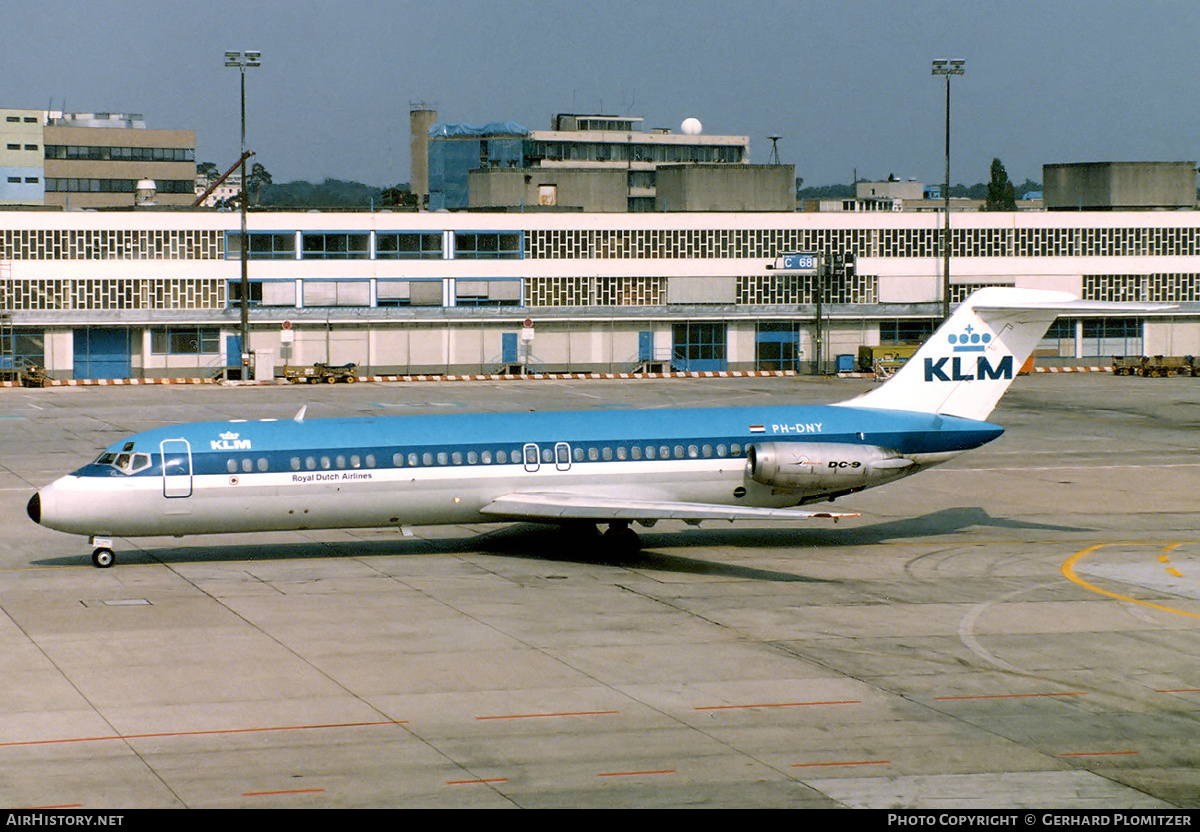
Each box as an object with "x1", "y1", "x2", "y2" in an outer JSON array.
[
  {"x1": 597, "y1": 769, "x2": 675, "y2": 778},
  {"x1": 475, "y1": 710, "x2": 619, "y2": 721},
  {"x1": 694, "y1": 700, "x2": 859, "y2": 711},
  {"x1": 0, "y1": 719, "x2": 409, "y2": 748},
  {"x1": 243, "y1": 788, "x2": 326, "y2": 797},
  {"x1": 791, "y1": 760, "x2": 889, "y2": 768},
  {"x1": 934, "y1": 692, "x2": 1086, "y2": 701}
]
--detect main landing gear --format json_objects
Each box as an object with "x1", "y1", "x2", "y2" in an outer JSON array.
[
  {"x1": 559, "y1": 520, "x2": 642, "y2": 555},
  {"x1": 90, "y1": 537, "x2": 115, "y2": 568},
  {"x1": 602, "y1": 521, "x2": 642, "y2": 554}
]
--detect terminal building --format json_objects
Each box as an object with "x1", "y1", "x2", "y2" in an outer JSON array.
[{"x1": 1, "y1": 207, "x2": 1198, "y2": 380}]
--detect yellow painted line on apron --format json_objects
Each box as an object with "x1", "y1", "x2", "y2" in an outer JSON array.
[{"x1": 1062, "y1": 542, "x2": 1200, "y2": 619}]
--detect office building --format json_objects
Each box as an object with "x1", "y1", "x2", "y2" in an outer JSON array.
[
  {"x1": 428, "y1": 114, "x2": 773, "y2": 212},
  {"x1": 0, "y1": 109, "x2": 46, "y2": 206},
  {"x1": 42, "y1": 112, "x2": 196, "y2": 209}
]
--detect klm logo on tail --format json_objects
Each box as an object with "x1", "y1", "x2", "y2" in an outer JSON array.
[{"x1": 924, "y1": 325, "x2": 1013, "y2": 382}]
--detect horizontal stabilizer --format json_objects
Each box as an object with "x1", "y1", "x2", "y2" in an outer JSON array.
[{"x1": 482, "y1": 492, "x2": 857, "y2": 523}]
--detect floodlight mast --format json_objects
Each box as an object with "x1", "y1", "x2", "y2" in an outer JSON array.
[
  {"x1": 225, "y1": 51, "x2": 261, "y2": 377},
  {"x1": 931, "y1": 58, "x2": 965, "y2": 321}
]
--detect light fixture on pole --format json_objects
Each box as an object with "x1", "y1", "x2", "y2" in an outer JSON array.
[
  {"x1": 225, "y1": 50, "x2": 261, "y2": 378},
  {"x1": 931, "y1": 58, "x2": 964, "y2": 321}
]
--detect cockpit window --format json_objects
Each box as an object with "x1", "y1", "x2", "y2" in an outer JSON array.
[{"x1": 95, "y1": 450, "x2": 152, "y2": 475}]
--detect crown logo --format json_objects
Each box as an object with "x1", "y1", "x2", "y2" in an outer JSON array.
[
  {"x1": 220, "y1": 431, "x2": 240, "y2": 441},
  {"x1": 947, "y1": 324, "x2": 991, "y2": 353}
]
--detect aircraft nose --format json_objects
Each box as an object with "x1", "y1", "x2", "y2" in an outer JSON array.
[{"x1": 27, "y1": 491, "x2": 41, "y2": 525}]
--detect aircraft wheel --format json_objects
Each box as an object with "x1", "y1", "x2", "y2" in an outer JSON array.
[
  {"x1": 92, "y1": 547, "x2": 115, "y2": 569},
  {"x1": 603, "y1": 524, "x2": 641, "y2": 554}
]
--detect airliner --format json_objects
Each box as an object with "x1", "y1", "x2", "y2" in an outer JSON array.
[{"x1": 27, "y1": 288, "x2": 1156, "y2": 567}]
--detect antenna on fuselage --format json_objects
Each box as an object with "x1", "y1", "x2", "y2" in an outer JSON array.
[{"x1": 294, "y1": 406, "x2": 307, "y2": 422}]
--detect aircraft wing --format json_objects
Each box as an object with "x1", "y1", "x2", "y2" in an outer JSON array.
[{"x1": 480, "y1": 492, "x2": 857, "y2": 524}]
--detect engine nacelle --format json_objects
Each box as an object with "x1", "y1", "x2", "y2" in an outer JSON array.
[{"x1": 746, "y1": 442, "x2": 914, "y2": 492}]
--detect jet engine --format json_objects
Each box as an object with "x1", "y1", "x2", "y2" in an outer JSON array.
[{"x1": 746, "y1": 442, "x2": 915, "y2": 492}]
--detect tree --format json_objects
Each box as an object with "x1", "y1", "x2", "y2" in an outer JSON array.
[
  {"x1": 257, "y1": 179, "x2": 386, "y2": 208},
  {"x1": 986, "y1": 158, "x2": 1016, "y2": 211},
  {"x1": 196, "y1": 161, "x2": 219, "y2": 183},
  {"x1": 247, "y1": 162, "x2": 273, "y2": 206},
  {"x1": 381, "y1": 184, "x2": 417, "y2": 208}
]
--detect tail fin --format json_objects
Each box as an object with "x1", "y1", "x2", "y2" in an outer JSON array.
[{"x1": 839, "y1": 288, "x2": 1168, "y2": 421}]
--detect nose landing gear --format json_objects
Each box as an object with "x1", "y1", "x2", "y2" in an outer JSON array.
[
  {"x1": 90, "y1": 537, "x2": 115, "y2": 568},
  {"x1": 92, "y1": 548, "x2": 115, "y2": 568}
]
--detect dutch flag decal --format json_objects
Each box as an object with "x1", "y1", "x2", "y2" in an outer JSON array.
[{"x1": 749, "y1": 425, "x2": 765, "y2": 433}]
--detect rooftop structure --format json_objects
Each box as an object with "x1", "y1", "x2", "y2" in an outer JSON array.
[
  {"x1": 1044, "y1": 162, "x2": 1197, "y2": 211},
  {"x1": 428, "y1": 114, "x2": 758, "y2": 212}
]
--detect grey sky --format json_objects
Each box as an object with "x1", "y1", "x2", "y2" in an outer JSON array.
[{"x1": 8, "y1": 0, "x2": 1199, "y2": 189}]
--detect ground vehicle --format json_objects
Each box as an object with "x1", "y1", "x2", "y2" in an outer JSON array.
[{"x1": 286, "y1": 362, "x2": 359, "y2": 384}]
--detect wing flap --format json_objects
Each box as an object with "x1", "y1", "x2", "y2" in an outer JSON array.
[{"x1": 481, "y1": 492, "x2": 856, "y2": 523}]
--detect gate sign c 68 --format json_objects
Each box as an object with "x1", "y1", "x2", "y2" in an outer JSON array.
[{"x1": 780, "y1": 252, "x2": 818, "y2": 273}]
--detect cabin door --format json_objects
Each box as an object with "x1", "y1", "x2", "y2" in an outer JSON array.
[
  {"x1": 161, "y1": 439, "x2": 193, "y2": 498},
  {"x1": 554, "y1": 442, "x2": 572, "y2": 471},
  {"x1": 522, "y1": 443, "x2": 540, "y2": 472}
]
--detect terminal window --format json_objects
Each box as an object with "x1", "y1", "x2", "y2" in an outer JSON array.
[
  {"x1": 755, "y1": 322, "x2": 804, "y2": 371},
  {"x1": 672, "y1": 322, "x2": 727, "y2": 371},
  {"x1": 454, "y1": 231, "x2": 522, "y2": 259},
  {"x1": 1082, "y1": 318, "x2": 1143, "y2": 357},
  {"x1": 376, "y1": 232, "x2": 442, "y2": 259},
  {"x1": 879, "y1": 319, "x2": 936, "y2": 344},
  {"x1": 151, "y1": 326, "x2": 220, "y2": 355},
  {"x1": 301, "y1": 233, "x2": 369, "y2": 260},
  {"x1": 0, "y1": 330, "x2": 44, "y2": 369},
  {"x1": 227, "y1": 232, "x2": 296, "y2": 260},
  {"x1": 227, "y1": 280, "x2": 264, "y2": 305}
]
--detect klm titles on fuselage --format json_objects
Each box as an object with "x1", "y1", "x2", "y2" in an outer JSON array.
[{"x1": 211, "y1": 431, "x2": 251, "y2": 451}]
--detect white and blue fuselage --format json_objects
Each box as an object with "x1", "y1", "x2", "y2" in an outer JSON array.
[{"x1": 29, "y1": 404, "x2": 1001, "y2": 538}]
